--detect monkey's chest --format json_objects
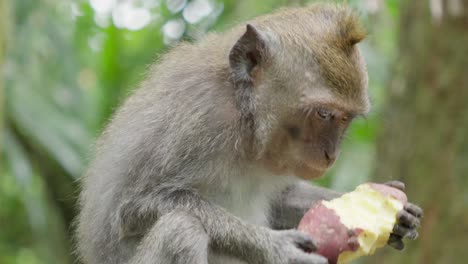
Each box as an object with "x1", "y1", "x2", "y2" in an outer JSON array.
[
  {"x1": 205, "y1": 181, "x2": 274, "y2": 264},
  {"x1": 204, "y1": 175, "x2": 291, "y2": 264},
  {"x1": 224, "y1": 195, "x2": 271, "y2": 225},
  {"x1": 210, "y1": 188, "x2": 271, "y2": 226},
  {"x1": 206, "y1": 175, "x2": 287, "y2": 226}
]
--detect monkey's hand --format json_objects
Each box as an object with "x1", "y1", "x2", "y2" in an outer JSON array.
[
  {"x1": 267, "y1": 229, "x2": 328, "y2": 264},
  {"x1": 384, "y1": 181, "x2": 423, "y2": 250}
]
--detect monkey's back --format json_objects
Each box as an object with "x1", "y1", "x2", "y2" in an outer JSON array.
[{"x1": 75, "y1": 33, "x2": 244, "y2": 263}]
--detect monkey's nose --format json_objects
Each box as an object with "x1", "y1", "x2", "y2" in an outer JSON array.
[{"x1": 324, "y1": 150, "x2": 336, "y2": 166}]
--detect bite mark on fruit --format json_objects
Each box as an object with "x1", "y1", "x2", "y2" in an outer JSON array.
[{"x1": 298, "y1": 183, "x2": 408, "y2": 264}]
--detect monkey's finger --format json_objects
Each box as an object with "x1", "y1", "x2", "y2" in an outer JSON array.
[
  {"x1": 393, "y1": 224, "x2": 411, "y2": 237},
  {"x1": 289, "y1": 231, "x2": 318, "y2": 252},
  {"x1": 347, "y1": 236, "x2": 359, "y2": 251},
  {"x1": 387, "y1": 234, "x2": 405, "y2": 251},
  {"x1": 393, "y1": 224, "x2": 418, "y2": 240},
  {"x1": 404, "y1": 203, "x2": 423, "y2": 218},
  {"x1": 398, "y1": 210, "x2": 420, "y2": 228},
  {"x1": 384, "y1": 181, "x2": 405, "y2": 191},
  {"x1": 407, "y1": 230, "x2": 419, "y2": 240}
]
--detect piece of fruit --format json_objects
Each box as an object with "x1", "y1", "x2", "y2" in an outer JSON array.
[{"x1": 298, "y1": 183, "x2": 407, "y2": 264}]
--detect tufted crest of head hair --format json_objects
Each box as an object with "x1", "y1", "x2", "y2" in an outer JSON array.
[
  {"x1": 252, "y1": 3, "x2": 366, "y2": 51},
  {"x1": 325, "y1": 4, "x2": 367, "y2": 48},
  {"x1": 250, "y1": 3, "x2": 368, "y2": 100}
]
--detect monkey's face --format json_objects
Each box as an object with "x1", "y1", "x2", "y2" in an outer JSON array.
[
  {"x1": 288, "y1": 105, "x2": 354, "y2": 179},
  {"x1": 255, "y1": 44, "x2": 369, "y2": 180},
  {"x1": 259, "y1": 102, "x2": 356, "y2": 180},
  {"x1": 229, "y1": 23, "x2": 369, "y2": 179}
]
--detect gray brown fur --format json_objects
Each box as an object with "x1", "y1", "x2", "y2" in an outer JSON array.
[{"x1": 76, "y1": 3, "x2": 371, "y2": 264}]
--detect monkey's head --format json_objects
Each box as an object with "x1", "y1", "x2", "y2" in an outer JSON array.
[{"x1": 229, "y1": 4, "x2": 369, "y2": 179}]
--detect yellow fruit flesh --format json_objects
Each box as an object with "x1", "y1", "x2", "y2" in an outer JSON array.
[{"x1": 322, "y1": 184, "x2": 404, "y2": 264}]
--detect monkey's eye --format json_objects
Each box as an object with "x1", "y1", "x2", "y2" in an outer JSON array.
[
  {"x1": 316, "y1": 108, "x2": 333, "y2": 120},
  {"x1": 341, "y1": 113, "x2": 357, "y2": 123}
]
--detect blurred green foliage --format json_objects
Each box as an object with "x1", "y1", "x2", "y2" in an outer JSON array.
[{"x1": 1, "y1": 0, "x2": 399, "y2": 263}]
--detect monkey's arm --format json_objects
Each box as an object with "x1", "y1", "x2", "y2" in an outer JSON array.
[
  {"x1": 269, "y1": 180, "x2": 342, "y2": 230},
  {"x1": 121, "y1": 187, "x2": 326, "y2": 264},
  {"x1": 127, "y1": 189, "x2": 266, "y2": 262}
]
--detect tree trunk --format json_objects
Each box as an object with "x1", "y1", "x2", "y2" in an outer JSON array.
[
  {"x1": 0, "y1": 0, "x2": 8, "y2": 152},
  {"x1": 369, "y1": 1, "x2": 468, "y2": 263}
]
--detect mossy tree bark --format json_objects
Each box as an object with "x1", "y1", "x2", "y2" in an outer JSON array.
[{"x1": 368, "y1": 1, "x2": 468, "y2": 263}]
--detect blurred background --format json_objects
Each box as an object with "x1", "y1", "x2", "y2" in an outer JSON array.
[{"x1": 1, "y1": 0, "x2": 467, "y2": 263}]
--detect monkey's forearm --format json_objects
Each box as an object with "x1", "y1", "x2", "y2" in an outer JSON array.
[
  {"x1": 119, "y1": 188, "x2": 273, "y2": 261},
  {"x1": 269, "y1": 181, "x2": 342, "y2": 230}
]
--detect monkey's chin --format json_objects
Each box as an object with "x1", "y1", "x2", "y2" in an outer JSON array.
[{"x1": 294, "y1": 165, "x2": 326, "y2": 180}]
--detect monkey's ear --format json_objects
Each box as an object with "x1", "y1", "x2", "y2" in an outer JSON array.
[{"x1": 229, "y1": 24, "x2": 267, "y2": 83}]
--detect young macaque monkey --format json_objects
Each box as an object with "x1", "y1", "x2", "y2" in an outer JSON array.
[{"x1": 76, "y1": 3, "x2": 422, "y2": 264}]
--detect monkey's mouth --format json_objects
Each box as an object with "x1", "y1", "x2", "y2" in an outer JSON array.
[{"x1": 294, "y1": 163, "x2": 327, "y2": 180}]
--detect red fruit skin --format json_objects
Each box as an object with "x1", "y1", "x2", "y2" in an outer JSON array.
[
  {"x1": 297, "y1": 203, "x2": 361, "y2": 264},
  {"x1": 368, "y1": 183, "x2": 408, "y2": 204},
  {"x1": 297, "y1": 183, "x2": 407, "y2": 264}
]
